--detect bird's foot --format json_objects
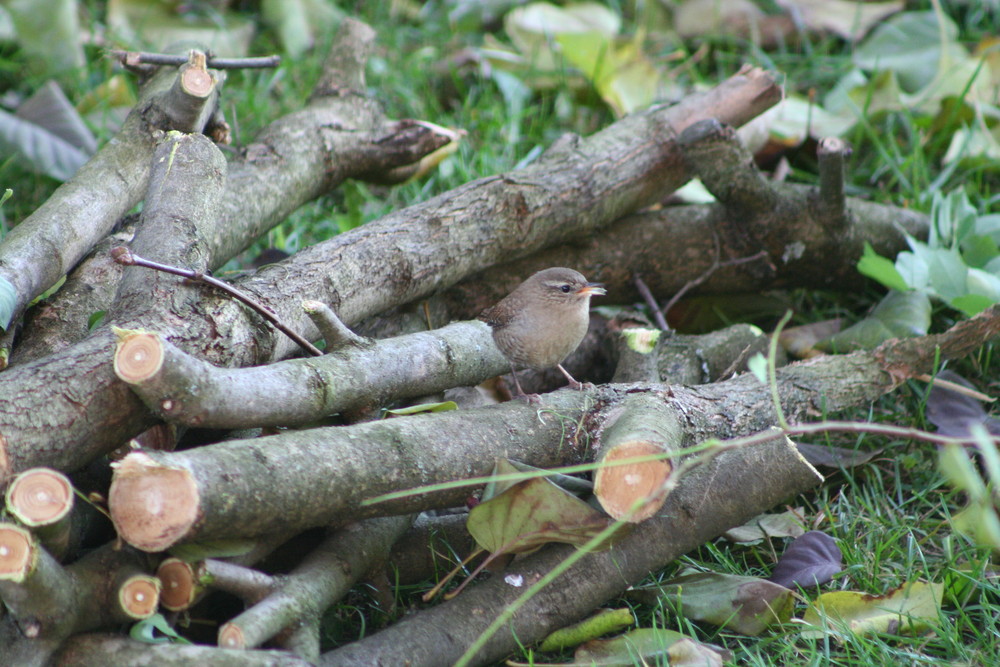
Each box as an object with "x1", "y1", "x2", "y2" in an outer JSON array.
[
  {"x1": 519, "y1": 392, "x2": 543, "y2": 405},
  {"x1": 557, "y1": 364, "x2": 593, "y2": 391}
]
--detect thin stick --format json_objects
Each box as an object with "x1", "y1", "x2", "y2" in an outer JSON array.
[
  {"x1": 919, "y1": 373, "x2": 995, "y2": 403},
  {"x1": 111, "y1": 247, "x2": 322, "y2": 356},
  {"x1": 661, "y1": 245, "x2": 769, "y2": 318},
  {"x1": 111, "y1": 50, "x2": 281, "y2": 70},
  {"x1": 633, "y1": 273, "x2": 670, "y2": 332}
]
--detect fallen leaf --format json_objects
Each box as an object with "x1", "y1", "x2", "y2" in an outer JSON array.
[
  {"x1": 630, "y1": 572, "x2": 794, "y2": 636},
  {"x1": 769, "y1": 531, "x2": 843, "y2": 588},
  {"x1": 800, "y1": 581, "x2": 944, "y2": 638}
]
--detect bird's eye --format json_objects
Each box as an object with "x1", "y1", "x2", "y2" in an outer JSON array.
[{"x1": 560, "y1": 284, "x2": 572, "y2": 293}]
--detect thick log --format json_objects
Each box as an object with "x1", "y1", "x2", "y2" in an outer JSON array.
[
  {"x1": 0, "y1": 131, "x2": 226, "y2": 481},
  {"x1": 319, "y1": 434, "x2": 821, "y2": 666},
  {"x1": 106, "y1": 303, "x2": 1000, "y2": 554},
  {"x1": 0, "y1": 64, "x2": 782, "y2": 480}
]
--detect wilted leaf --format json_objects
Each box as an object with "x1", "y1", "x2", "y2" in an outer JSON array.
[
  {"x1": 852, "y1": 11, "x2": 963, "y2": 93},
  {"x1": 800, "y1": 581, "x2": 944, "y2": 638},
  {"x1": 0, "y1": 108, "x2": 91, "y2": 181},
  {"x1": 724, "y1": 508, "x2": 807, "y2": 543},
  {"x1": 480, "y1": 458, "x2": 530, "y2": 501},
  {"x1": 18, "y1": 81, "x2": 96, "y2": 154},
  {"x1": 815, "y1": 290, "x2": 930, "y2": 352},
  {"x1": 631, "y1": 572, "x2": 795, "y2": 636},
  {"x1": 795, "y1": 442, "x2": 880, "y2": 468},
  {"x1": 775, "y1": 0, "x2": 903, "y2": 42},
  {"x1": 675, "y1": 0, "x2": 769, "y2": 41},
  {"x1": 573, "y1": 628, "x2": 727, "y2": 667},
  {"x1": 557, "y1": 32, "x2": 659, "y2": 116},
  {"x1": 383, "y1": 401, "x2": 458, "y2": 417},
  {"x1": 504, "y1": 2, "x2": 620, "y2": 74},
  {"x1": 926, "y1": 370, "x2": 1000, "y2": 437},
  {"x1": 754, "y1": 96, "x2": 857, "y2": 145},
  {"x1": 467, "y1": 474, "x2": 615, "y2": 555},
  {"x1": 769, "y1": 531, "x2": 843, "y2": 589},
  {"x1": 262, "y1": 0, "x2": 344, "y2": 59}
]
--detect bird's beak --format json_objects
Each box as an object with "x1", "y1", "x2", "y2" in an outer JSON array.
[{"x1": 577, "y1": 282, "x2": 606, "y2": 296}]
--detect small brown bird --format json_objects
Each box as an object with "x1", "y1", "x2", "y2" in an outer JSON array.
[{"x1": 479, "y1": 267, "x2": 606, "y2": 398}]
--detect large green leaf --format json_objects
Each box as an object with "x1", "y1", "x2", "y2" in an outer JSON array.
[
  {"x1": 129, "y1": 613, "x2": 191, "y2": 644},
  {"x1": 857, "y1": 243, "x2": 910, "y2": 292},
  {"x1": 815, "y1": 290, "x2": 930, "y2": 352},
  {"x1": 852, "y1": 11, "x2": 962, "y2": 93}
]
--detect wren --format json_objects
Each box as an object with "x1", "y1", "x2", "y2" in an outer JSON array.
[{"x1": 479, "y1": 267, "x2": 605, "y2": 399}]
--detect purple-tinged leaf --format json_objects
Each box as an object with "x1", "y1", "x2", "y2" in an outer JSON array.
[
  {"x1": 769, "y1": 531, "x2": 842, "y2": 589},
  {"x1": 926, "y1": 370, "x2": 1000, "y2": 438}
]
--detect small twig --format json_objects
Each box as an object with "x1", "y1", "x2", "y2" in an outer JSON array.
[
  {"x1": 919, "y1": 373, "x2": 996, "y2": 403},
  {"x1": 111, "y1": 50, "x2": 281, "y2": 70},
  {"x1": 111, "y1": 247, "x2": 322, "y2": 356},
  {"x1": 302, "y1": 300, "x2": 372, "y2": 351},
  {"x1": 661, "y1": 243, "x2": 769, "y2": 319},
  {"x1": 633, "y1": 273, "x2": 670, "y2": 332},
  {"x1": 816, "y1": 136, "x2": 851, "y2": 229}
]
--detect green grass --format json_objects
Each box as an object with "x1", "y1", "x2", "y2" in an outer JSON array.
[{"x1": 3, "y1": 1, "x2": 1000, "y2": 665}]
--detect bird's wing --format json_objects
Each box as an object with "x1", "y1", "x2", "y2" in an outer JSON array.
[{"x1": 477, "y1": 302, "x2": 513, "y2": 328}]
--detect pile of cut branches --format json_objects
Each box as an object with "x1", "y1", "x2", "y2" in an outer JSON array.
[{"x1": 2, "y1": 16, "x2": 993, "y2": 667}]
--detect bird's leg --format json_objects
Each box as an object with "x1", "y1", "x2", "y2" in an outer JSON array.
[
  {"x1": 557, "y1": 364, "x2": 590, "y2": 391},
  {"x1": 508, "y1": 364, "x2": 541, "y2": 404}
]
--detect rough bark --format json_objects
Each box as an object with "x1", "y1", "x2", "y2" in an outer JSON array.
[
  {"x1": 9, "y1": 18, "x2": 452, "y2": 366},
  {"x1": 0, "y1": 538, "x2": 157, "y2": 667},
  {"x1": 429, "y1": 181, "x2": 928, "y2": 326},
  {"x1": 106, "y1": 303, "x2": 1000, "y2": 554},
  {"x1": 0, "y1": 48, "x2": 221, "y2": 331},
  {"x1": 52, "y1": 634, "x2": 311, "y2": 667},
  {"x1": 319, "y1": 435, "x2": 821, "y2": 666},
  {"x1": 0, "y1": 131, "x2": 227, "y2": 481},
  {"x1": 0, "y1": 65, "x2": 782, "y2": 481},
  {"x1": 217, "y1": 515, "x2": 412, "y2": 661},
  {"x1": 114, "y1": 321, "x2": 508, "y2": 429}
]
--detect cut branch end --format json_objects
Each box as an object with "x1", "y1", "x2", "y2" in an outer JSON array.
[
  {"x1": 109, "y1": 453, "x2": 199, "y2": 552},
  {"x1": 6, "y1": 467, "x2": 74, "y2": 527},
  {"x1": 115, "y1": 333, "x2": 165, "y2": 384},
  {"x1": 119, "y1": 574, "x2": 161, "y2": 619},
  {"x1": 0, "y1": 523, "x2": 34, "y2": 581}
]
